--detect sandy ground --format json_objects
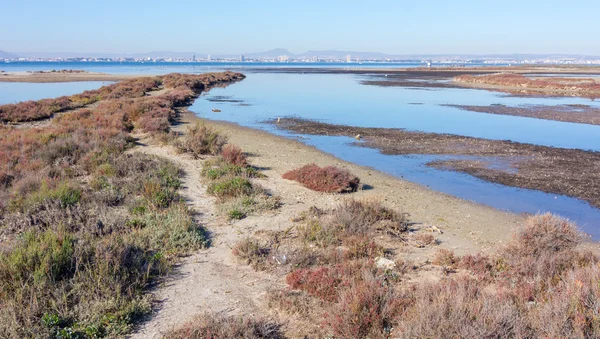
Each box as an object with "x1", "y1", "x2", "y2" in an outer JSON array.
[
  {"x1": 0, "y1": 71, "x2": 139, "y2": 82},
  {"x1": 128, "y1": 111, "x2": 523, "y2": 338}
]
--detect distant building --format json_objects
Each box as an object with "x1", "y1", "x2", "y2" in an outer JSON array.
[
  {"x1": 277, "y1": 55, "x2": 289, "y2": 62},
  {"x1": 346, "y1": 55, "x2": 351, "y2": 63},
  {"x1": 192, "y1": 54, "x2": 196, "y2": 62},
  {"x1": 207, "y1": 54, "x2": 211, "y2": 61},
  {"x1": 240, "y1": 55, "x2": 245, "y2": 62}
]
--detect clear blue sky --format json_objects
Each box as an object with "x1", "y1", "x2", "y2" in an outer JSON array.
[{"x1": 1, "y1": 0, "x2": 598, "y2": 55}]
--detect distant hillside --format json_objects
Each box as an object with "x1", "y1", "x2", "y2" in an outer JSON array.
[{"x1": 0, "y1": 50, "x2": 18, "y2": 59}]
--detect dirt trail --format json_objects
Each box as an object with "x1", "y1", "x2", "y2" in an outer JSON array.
[{"x1": 128, "y1": 141, "x2": 283, "y2": 338}]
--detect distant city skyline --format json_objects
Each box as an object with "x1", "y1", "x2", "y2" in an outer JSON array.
[{"x1": 1, "y1": 0, "x2": 599, "y2": 55}]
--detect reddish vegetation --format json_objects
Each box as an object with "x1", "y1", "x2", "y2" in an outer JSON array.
[
  {"x1": 0, "y1": 72, "x2": 244, "y2": 337},
  {"x1": 221, "y1": 144, "x2": 248, "y2": 166},
  {"x1": 454, "y1": 73, "x2": 600, "y2": 96},
  {"x1": 0, "y1": 71, "x2": 245, "y2": 123},
  {"x1": 282, "y1": 164, "x2": 360, "y2": 193},
  {"x1": 325, "y1": 280, "x2": 403, "y2": 339},
  {"x1": 275, "y1": 210, "x2": 600, "y2": 338},
  {"x1": 286, "y1": 260, "x2": 376, "y2": 302},
  {"x1": 400, "y1": 214, "x2": 600, "y2": 337}
]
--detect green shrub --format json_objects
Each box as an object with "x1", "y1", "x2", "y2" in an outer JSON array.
[
  {"x1": 207, "y1": 177, "x2": 253, "y2": 200},
  {"x1": 228, "y1": 208, "x2": 246, "y2": 220},
  {"x1": 201, "y1": 157, "x2": 263, "y2": 180},
  {"x1": 0, "y1": 231, "x2": 75, "y2": 290}
]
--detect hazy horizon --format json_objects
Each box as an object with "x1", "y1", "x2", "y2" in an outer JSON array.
[{"x1": 1, "y1": 0, "x2": 599, "y2": 55}]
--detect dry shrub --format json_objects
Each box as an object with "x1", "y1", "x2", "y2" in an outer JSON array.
[
  {"x1": 398, "y1": 214, "x2": 600, "y2": 338},
  {"x1": 330, "y1": 199, "x2": 409, "y2": 236},
  {"x1": 324, "y1": 280, "x2": 404, "y2": 339},
  {"x1": 177, "y1": 122, "x2": 228, "y2": 158},
  {"x1": 283, "y1": 163, "x2": 360, "y2": 193},
  {"x1": 527, "y1": 264, "x2": 600, "y2": 337},
  {"x1": 432, "y1": 249, "x2": 458, "y2": 268},
  {"x1": 500, "y1": 213, "x2": 591, "y2": 282},
  {"x1": 297, "y1": 200, "x2": 408, "y2": 248},
  {"x1": 399, "y1": 275, "x2": 524, "y2": 338},
  {"x1": 232, "y1": 238, "x2": 270, "y2": 268},
  {"x1": 221, "y1": 144, "x2": 247, "y2": 166},
  {"x1": 267, "y1": 289, "x2": 322, "y2": 317},
  {"x1": 166, "y1": 313, "x2": 283, "y2": 339},
  {"x1": 342, "y1": 235, "x2": 385, "y2": 260},
  {"x1": 504, "y1": 213, "x2": 584, "y2": 257},
  {"x1": 413, "y1": 232, "x2": 437, "y2": 247}
]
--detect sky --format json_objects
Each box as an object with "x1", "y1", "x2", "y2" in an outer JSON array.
[{"x1": 1, "y1": 0, "x2": 599, "y2": 55}]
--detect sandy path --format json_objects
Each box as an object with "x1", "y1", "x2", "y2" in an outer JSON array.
[{"x1": 129, "y1": 141, "x2": 284, "y2": 338}]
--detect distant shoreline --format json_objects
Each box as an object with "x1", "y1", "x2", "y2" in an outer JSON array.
[
  {"x1": 0, "y1": 71, "x2": 139, "y2": 83},
  {"x1": 3, "y1": 65, "x2": 600, "y2": 83}
]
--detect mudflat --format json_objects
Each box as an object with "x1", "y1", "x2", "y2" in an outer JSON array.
[{"x1": 270, "y1": 117, "x2": 600, "y2": 209}]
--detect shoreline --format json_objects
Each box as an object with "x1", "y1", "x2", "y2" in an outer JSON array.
[
  {"x1": 0, "y1": 71, "x2": 140, "y2": 82},
  {"x1": 177, "y1": 110, "x2": 523, "y2": 252},
  {"x1": 269, "y1": 117, "x2": 600, "y2": 211}
]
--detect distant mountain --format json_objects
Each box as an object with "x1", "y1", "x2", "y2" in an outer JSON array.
[
  {"x1": 129, "y1": 51, "x2": 198, "y2": 59},
  {"x1": 6, "y1": 48, "x2": 600, "y2": 61},
  {"x1": 0, "y1": 50, "x2": 18, "y2": 59}
]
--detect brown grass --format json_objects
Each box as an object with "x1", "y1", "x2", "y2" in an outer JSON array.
[{"x1": 164, "y1": 313, "x2": 284, "y2": 339}]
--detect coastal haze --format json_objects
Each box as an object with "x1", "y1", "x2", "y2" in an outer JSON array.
[{"x1": 2, "y1": 1, "x2": 600, "y2": 338}]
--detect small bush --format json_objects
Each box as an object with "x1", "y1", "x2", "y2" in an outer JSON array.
[
  {"x1": 330, "y1": 199, "x2": 409, "y2": 236},
  {"x1": 222, "y1": 144, "x2": 247, "y2": 166},
  {"x1": 342, "y1": 235, "x2": 385, "y2": 259},
  {"x1": 232, "y1": 238, "x2": 270, "y2": 268},
  {"x1": 297, "y1": 200, "x2": 408, "y2": 247},
  {"x1": 413, "y1": 232, "x2": 437, "y2": 247},
  {"x1": 142, "y1": 180, "x2": 178, "y2": 209},
  {"x1": 283, "y1": 164, "x2": 360, "y2": 193},
  {"x1": 201, "y1": 157, "x2": 263, "y2": 180},
  {"x1": 267, "y1": 289, "x2": 322, "y2": 317},
  {"x1": 324, "y1": 280, "x2": 403, "y2": 339},
  {"x1": 432, "y1": 249, "x2": 458, "y2": 268},
  {"x1": 221, "y1": 194, "x2": 281, "y2": 221},
  {"x1": 286, "y1": 260, "x2": 376, "y2": 302},
  {"x1": 165, "y1": 313, "x2": 283, "y2": 339},
  {"x1": 177, "y1": 122, "x2": 228, "y2": 158},
  {"x1": 207, "y1": 177, "x2": 253, "y2": 200}
]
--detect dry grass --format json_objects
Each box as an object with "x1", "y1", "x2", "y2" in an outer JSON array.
[{"x1": 164, "y1": 313, "x2": 283, "y2": 339}]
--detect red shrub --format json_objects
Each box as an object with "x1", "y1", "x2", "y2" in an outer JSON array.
[
  {"x1": 221, "y1": 144, "x2": 247, "y2": 166},
  {"x1": 324, "y1": 280, "x2": 403, "y2": 339},
  {"x1": 283, "y1": 164, "x2": 360, "y2": 193},
  {"x1": 286, "y1": 260, "x2": 375, "y2": 302}
]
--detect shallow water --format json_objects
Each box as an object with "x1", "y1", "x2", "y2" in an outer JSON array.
[
  {"x1": 0, "y1": 81, "x2": 111, "y2": 105},
  {"x1": 0, "y1": 61, "x2": 425, "y2": 75},
  {"x1": 189, "y1": 72, "x2": 600, "y2": 236}
]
